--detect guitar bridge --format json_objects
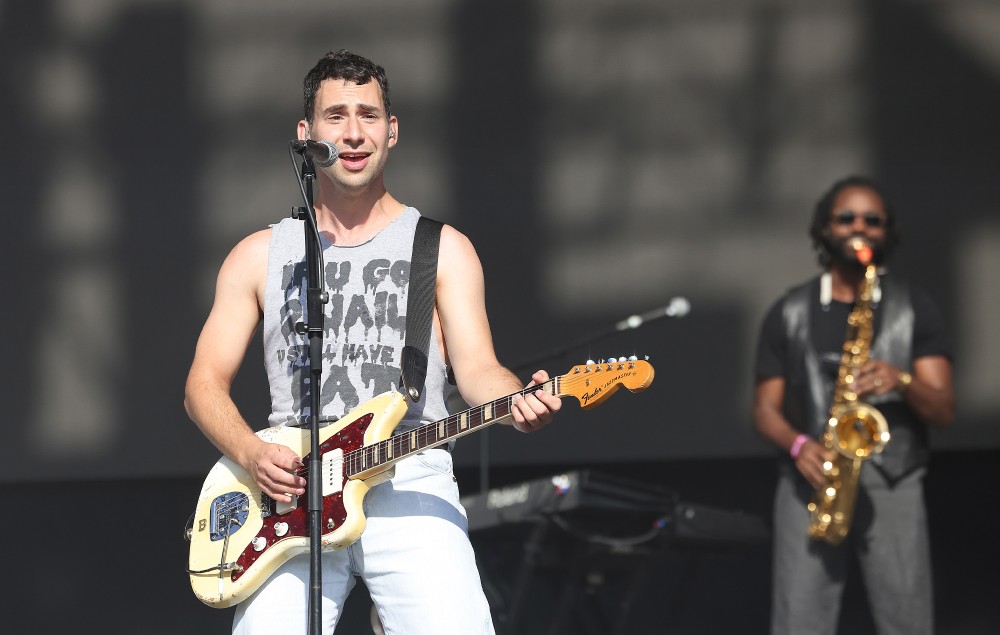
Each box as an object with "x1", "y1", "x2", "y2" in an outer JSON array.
[{"x1": 209, "y1": 492, "x2": 249, "y2": 542}]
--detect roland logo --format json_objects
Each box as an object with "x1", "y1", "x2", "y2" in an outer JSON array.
[{"x1": 486, "y1": 483, "x2": 530, "y2": 509}]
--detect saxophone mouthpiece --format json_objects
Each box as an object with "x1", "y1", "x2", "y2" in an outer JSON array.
[{"x1": 851, "y1": 239, "x2": 873, "y2": 266}]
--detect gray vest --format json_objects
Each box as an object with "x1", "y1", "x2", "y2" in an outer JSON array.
[
  {"x1": 781, "y1": 275, "x2": 927, "y2": 482},
  {"x1": 262, "y1": 207, "x2": 453, "y2": 432}
]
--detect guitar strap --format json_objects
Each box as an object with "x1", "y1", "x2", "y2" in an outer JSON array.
[{"x1": 401, "y1": 216, "x2": 444, "y2": 402}]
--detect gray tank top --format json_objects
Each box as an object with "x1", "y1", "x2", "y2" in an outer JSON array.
[{"x1": 262, "y1": 207, "x2": 453, "y2": 432}]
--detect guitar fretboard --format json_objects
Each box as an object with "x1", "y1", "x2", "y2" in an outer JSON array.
[{"x1": 344, "y1": 377, "x2": 560, "y2": 476}]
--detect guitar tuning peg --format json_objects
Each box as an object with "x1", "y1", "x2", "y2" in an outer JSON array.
[
  {"x1": 628, "y1": 355, "x2": 638, "y2": 361},
  {"x1": 585, "y1": 359, "x2": 595, "y2": 365},
  {"x1": 607, "y1": 357, "x2": 618, "y2": 363}
]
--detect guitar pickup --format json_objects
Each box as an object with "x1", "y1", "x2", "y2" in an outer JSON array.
[
  {"x1": 271, "y1": 450, "x2": 344, "y2": 514},
  {"x1": 275, "y1": 495, "x2": 298, "y2": 516},
  {"x1": 322, "y1": 449, "x2": 344, "y2": 497}
]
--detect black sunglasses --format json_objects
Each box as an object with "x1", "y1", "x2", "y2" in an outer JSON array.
[{"x1": 832, "y1": 211, "x2": 886, "y2": 228}]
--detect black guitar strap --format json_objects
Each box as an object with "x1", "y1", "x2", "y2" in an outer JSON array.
[{"x1": 401, "y1": 216, "x2": 443, "y2": 402}]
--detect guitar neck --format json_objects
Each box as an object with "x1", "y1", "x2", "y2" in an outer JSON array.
[
  {"x1": 344, "y1": 377, "x2": 561, "y2": 477},
  {"x1": 343, "y1": 358, "x2": 654, "y2": 478}
]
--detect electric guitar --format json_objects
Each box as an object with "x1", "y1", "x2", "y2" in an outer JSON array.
[{"x1": 186, "y1": 358, "x2": 654, "y2": 608}]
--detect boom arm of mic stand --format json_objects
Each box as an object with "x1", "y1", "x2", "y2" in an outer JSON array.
[
  {"x1": 511, "y1": 299, "x2": 689, "y2": 373},
  {"x1": 481, "y1": 300, "x2": 686, "y2": 500},
  {"x1": 479, "y1": 323, "x2": 616, "y2": 496},
  {"x1": 510, "y1": 325, "x2": 620, "y2": 374}
]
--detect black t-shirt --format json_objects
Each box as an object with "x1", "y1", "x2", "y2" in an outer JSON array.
[{"x1": 755, "y1": 276, "x2": 951, "y2": 384}]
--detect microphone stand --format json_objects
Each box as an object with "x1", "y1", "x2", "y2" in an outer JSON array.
[{"x1": 290, "y1": 155, "x2": 327, "y2": 635}]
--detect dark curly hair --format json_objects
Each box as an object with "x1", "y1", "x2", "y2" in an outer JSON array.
[
  {"x1": 809, "y1": 175, "x2": 901, "y2": 265},
  {"x1": 302, "y1": 50, "x2": 391, "y2": 123}
]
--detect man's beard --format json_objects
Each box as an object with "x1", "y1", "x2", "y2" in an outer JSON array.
[{"x1": 823, "y1": 234, "x2": 886, "y2": 268}]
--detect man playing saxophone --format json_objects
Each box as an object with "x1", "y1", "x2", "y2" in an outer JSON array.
[{"x1": 752, "y1": 175, "x2": 954, "y2": 635}]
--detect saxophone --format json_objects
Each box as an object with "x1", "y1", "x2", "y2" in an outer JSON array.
[{"x1": 807, "y1": 240, "x2": 891, "y2": 545}]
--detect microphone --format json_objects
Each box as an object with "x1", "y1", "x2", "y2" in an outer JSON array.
[
  {"x1": 290, "y1": 140, "x2": 338, "y2": 167},
  {"x1": 614, "y1": 297, "x2": 691, "y2": 331}
]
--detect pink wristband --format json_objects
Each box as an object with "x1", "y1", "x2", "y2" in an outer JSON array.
[{"x1": 789, "y1": 434, "x2": 810, "y2": 460}]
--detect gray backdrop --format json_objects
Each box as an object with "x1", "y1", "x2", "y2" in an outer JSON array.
[{"x1": 4, "y1": 0, "x2": 999, "y2": 483}]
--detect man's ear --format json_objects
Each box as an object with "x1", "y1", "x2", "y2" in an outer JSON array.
[
  {"x1": 387, "y1": 116, "x2": 398, "y2": 146},
  {"x1": 297, "y1": 120, "x2": 309, "y2": 141}
]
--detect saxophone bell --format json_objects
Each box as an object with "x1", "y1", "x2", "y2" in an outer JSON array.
[{"x1": 828, "y1": 403, "x2": 890, "y2": 460}]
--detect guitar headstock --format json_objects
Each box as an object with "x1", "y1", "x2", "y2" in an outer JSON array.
[{"x1": 560, "y1": 357, "x2": 655, "y2": 410}]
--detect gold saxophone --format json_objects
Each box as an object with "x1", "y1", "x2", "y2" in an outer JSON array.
[{"x1": 807, "y1": 241, "x2": 891, "y2": 545}]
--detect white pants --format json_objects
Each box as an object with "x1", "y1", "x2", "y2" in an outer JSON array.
[{"x1": 233, "y1": 449, "x2": 495, "y2": 635}]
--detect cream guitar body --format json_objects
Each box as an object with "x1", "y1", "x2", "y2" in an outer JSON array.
[{"x1": 187, "y1": 392, "x2": 407, "y2": 608}]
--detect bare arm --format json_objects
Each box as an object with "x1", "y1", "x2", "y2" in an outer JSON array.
[
  {"x1": 183, "y1": 230, "x2": 305, "y2": 502},
  {"x1": 854, "y1": 355, "x2": 955, "y2": 426},
  {"x1": 435, "y1": 225, "x2": 560, "y2": 432},
  {"x1": 752, "y1": 376, "x2": 831, "y2": 489}
]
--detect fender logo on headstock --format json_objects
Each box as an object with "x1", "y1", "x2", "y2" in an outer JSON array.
[{"x1": 581, "y1": 370, "x2": 636, "y2": 406}]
